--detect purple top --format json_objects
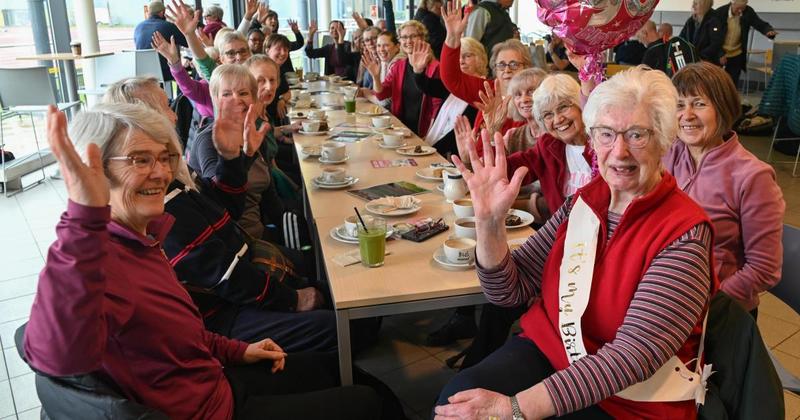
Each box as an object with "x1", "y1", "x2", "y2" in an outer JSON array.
[
  {"x1": 24, "y1": 201, "x2": 247, "y2": 419},
  {"x1": 663, "y1": 133, "x2": 785, "y2": 310},
  {"x1": 169, "y1": 62, "x2": 214, "y2": 118}
]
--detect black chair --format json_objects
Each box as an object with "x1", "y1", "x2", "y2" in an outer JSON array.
[
  {"x1": 768, "y1": 224, "x2": 800, "y2": 393},
  {"x1": 14, "y1": 323, "x2": 168, "y2": 420}
]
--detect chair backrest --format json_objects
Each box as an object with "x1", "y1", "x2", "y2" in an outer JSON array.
[
  {"x1": 770, "y1": 224, "x2": 800, "y2": 313},
  {"x1": 94, "y1": 53, "x2": 137, "y2": 89},
  {"x1": 14, "y1": 323, "x2": 169, "y2": 420},
  {"x1": 123, "y1": 49, "x2": 165, "y2": 82},
  {"x1": 0, "y1": 67, "x2": 57, "y2": 108}
]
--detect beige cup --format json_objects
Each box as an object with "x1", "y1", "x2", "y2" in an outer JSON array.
[
  {"x1": 321, "y1": 167, "x2": 346, "y2": 184},
  {"x1": 382, "y1": 131, "x2": 405, "y2": 147},
  {"x1": 452, "y1": 198, "x2": 474, "y2": 218},
  {"x1": 454, "y1": 217, "x2": 477, "y2": 240},
  {"x1": 321, "y1": 141, "x2": 346, "y2": 162},
  {"x1": 70, "y1": 41, "x2": 81, "y2": 56},
  {"x1": 372, "y1": 116, "x2": 391, "y2": 128},
  {"x1": 443, "y1": 237, "x2": 477, "y2": 263},
  {"x1": 302, "y1": 120, "x2": 321, "y2": 132},
  {"x1": 344, "y1": 214, "x2": 373, "y2": 237}
]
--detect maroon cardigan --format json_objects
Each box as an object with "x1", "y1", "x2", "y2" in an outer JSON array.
[
  {"x1": 374, "y1": 57, "x2": 443, "y2": 138},
  {"x1": 506, "y1": 133, "x2": 595, "y2": 212}
]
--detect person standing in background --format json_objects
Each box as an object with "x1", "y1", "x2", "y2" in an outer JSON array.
[
  {"x1": 658, "y1": 22, "x2": 673, "y2": 42},
  {"x1": 679, "y1": 0, "x2": 724, "y2": 65},
  {"x1": 201, "y1": 5, "x2": 227, "y2": 40},
  {"x1": 413, "y1": 0, "x2": 447, "y2": 58},
  {"x1": 465, "y1": 0, "x2": 515, "y2": 63},
  {"x1": 639, "y1": 21, "x2": 668, "y2": 72},
  {"x1": 713, "y1": 0, "x2": 777, "y2": 88},
  {"x1": 134, "y1": 1, "x2": 187, "y2": 82}
]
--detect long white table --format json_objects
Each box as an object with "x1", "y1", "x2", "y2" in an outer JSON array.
[{"x1": 293, "y1": 97, "x2": 532, "y2": 384}]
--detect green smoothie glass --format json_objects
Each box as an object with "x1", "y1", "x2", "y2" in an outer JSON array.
[
  {"x1": 358, "y1": 217, "x2": 387, "y2": 267},
  {"x1": 344, "y1": 99, "x2": 357, "y2": 113}
]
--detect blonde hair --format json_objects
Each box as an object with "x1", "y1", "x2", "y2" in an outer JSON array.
[
  {"x1": 583, "y1": 65, "x2": 678, "y2": 154},
  {"x1": 460, "y1": 37, "x2": 488, "y2": 77},
  {"x1": 209, "y1": 64, "x2": 258, "y2": 112},
  {"x1": 692, "y1": 0, "x2": 713, "y2": 17},
  {"x1": 399, "y1": 20, "x2": 428, "y2": 42},
  {"x1": 507, "y1": 68, "x2": 548, "y2": 121}
]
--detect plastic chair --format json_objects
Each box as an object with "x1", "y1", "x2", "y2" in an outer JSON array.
[
  {"x1": 766, "y1": 115, "x2": 800, "y2": 177},
  {"x1": 0, "y1": 66, "x2": 80, "y2": 196},
  {"x1": 14, "y1": 323, "x2": 169, "y2": 420},
  {"x1": 768, "y1": 224, "x2": 800, "y2": 394}
]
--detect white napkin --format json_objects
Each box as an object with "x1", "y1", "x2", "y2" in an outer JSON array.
[{"x1": 332, "y1": 249, "x2": 391, "y2": 267}]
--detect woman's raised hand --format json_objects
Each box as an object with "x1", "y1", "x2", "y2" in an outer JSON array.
[
  {"x1": 361, "y1": 49, "x2": 381, "y2": 78},
  {"x1": 408, "y1": 40, "x2": 432, "y2": 73},
  {"x1": 308, "y1": 20, "x2": 318, "y2": 38},
  {"x1": 166, "y1": 0, "x2": 199, "y2": 36},
  {"x1": 288, "y1": 19, "x2": 300, "y2": 33},
  {"x1": 243, "y1": 102, "x2": 269, "y2": 157},
  {"x1": 453, "y1": 115, "x2": 475, "y2": 166},
  {"x1": 243, "y1": 0, "x2": 258, "y2": 20},
  {"x1": 46, "y1": 106, "x2": 110, "y2": 208},
  {"x1": 474, "y1": 80, "x2": 510, "y2": 132},
  {"x1": 452, "y1": 129, "x2": 528, "y2": 222},
  {"x1": 442, "y1": 0, "x2": 468, "y2": 47},
  {"x1": 151, "y1": 31, "x2": 180, "y2": 65},
  {"x1": 212, "y1": 99, "x2": 246, "y2": 160}
]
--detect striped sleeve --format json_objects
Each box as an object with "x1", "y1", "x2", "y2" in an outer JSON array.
[
  {"x1": 542, "y1": 221, "x2": 713, "y2": 415},
  {"x1": 477, "y1": 198, "x2": 573, "y2": 307}
]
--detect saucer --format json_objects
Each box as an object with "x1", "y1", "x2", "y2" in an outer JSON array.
[
  {"x1": 505, "y1": 209, "x2": 534, "y2": 229},
  {"x1": 298, "y1": 129, "x2": 329, "y2": 136},
  {"x1": 364, "y1": 197, "x2": 422, "y2": 216},
  {"x1": 416, "y1": 167, "x2": 445, "y2": 181},
  {"x1": 318, "y1": 155, "x2": 350, "y2": 164},
  {"x1": 312, "y1": 176, "x2": 358, "y2": 189},
  {"x1": 396, "y1": 145, "x2": 436, "y2": 156},
  {"x1": 357, "y1": 108, "x2": 388, "y2": 117},
  {"x1": 301, "y1": 146, "x2": 321, "y2": 157},
  {"x1": 329, "y1": 224, "x2": 394, "y2": 244},
  {"x1": 433, "y1": 246, "x2": 474, "y2": 269}
]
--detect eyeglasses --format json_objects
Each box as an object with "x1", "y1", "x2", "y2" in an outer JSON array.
[
  {"x1": 107, "y1": 152, "x2": 180, "y2": 173},
  {"x1": 223, "y1": 48, "x2": 250, "y2": 59},
  {"x1": 539, "y1": 102, "x2": 574, "y2": 123},
  {"x1": 362, "y1": 37, "x2": 377, "y2": 44},
  {"x1": 589, "y1": 126, "x2": 654, "y2": 149},
  {"x1": 494, "y1": 61, "x2": 523, "y2": 72},
  {"x1": 398, "y1": 34, "x2": 422, "y2": 41}
]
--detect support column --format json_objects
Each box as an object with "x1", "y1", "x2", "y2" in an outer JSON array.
[
  {"x1": 74, "y1": 0, "x2": 100, "y2": 106},
  {"x1": 28, "y1": 0, "x2": 56, "y2": 93},
  {"x1": 319, "y1": 0, "x2": 331, "y2": 29},
  {"x1": 47, "y1": 0, "x2": 74, "y2": 104},
  {"x1": 511, "y1": 0, "x2": 519, "y2": 25}
]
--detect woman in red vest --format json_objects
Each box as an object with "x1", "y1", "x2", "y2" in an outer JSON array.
[{"x1": 435, "y1": 66, "x2": 718, "y2": 419}]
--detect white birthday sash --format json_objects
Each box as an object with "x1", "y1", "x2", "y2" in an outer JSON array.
[{"x1": 558, "y1": 196, "x2": 712, "y2": 404}]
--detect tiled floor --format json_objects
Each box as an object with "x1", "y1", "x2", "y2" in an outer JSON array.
[{"x1": 1, "y1": 108, "x2": 799, "y2": 419}]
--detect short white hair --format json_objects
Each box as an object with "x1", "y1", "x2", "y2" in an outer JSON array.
[
  {"x1": 69, "y1": 103, "x2": 194, "y2": 188},
  {"x1": 532, "y1": 73, "x2": 581, "y2": 127},
  {"x1": 582, "y1": 65, "x2": 677, "y2": 154}
]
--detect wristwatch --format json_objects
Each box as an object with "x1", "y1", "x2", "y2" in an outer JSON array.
[{"x1": 510, "y1": 395, "x2": 525, "y2": 420}]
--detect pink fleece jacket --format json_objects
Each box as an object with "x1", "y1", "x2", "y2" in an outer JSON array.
[{"x1": 663, "y1": 132, "x2": 785, "y2": 310}]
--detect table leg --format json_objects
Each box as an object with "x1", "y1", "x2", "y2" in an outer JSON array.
[{"x1": 336, "y1": 309, "x2": 353, "y2": 385}]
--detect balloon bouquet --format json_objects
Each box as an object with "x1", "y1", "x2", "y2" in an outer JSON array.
[{"x1": 536, "y1": 0, "x2": 659, "y2": 83}]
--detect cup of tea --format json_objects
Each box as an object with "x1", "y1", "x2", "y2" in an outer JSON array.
[
  {"x1": 382, "y1": 131, "x2": 405, "y2": 147},
  {"x1": 70, "y1": 41, "x2": 82, "y2": 56},
  {"x1": 321, "y1": 141, "x2": 346, "y2": 162},
  {"x1": 372, "y1": 116, "x2": 391, "y2": 128},
  {"x1": 301, "y1": 120, "x2": 321, "y2": 132},
  {"x1": 321, "y1": 167, "x2": 346, "y2": 184},
  {"x1": 358, "y1": 218, "x2": 387, "y2": 267},
  {"x1": 452, "y1": 198, "x2": 474, "y2": 218},
  {"x1": 454, "y1": 217, "x2": 477, "y2": 240},
  {"x1": 443, "y1": 237, "x2": 477, "y2": 264},
  {"x1": 344, "y1": 214, "x2": 373, "y2": 237}
]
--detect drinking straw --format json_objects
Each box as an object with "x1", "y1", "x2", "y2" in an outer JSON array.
[{"x1": 354, "y1": 207, "x2": 369, "y2": 233}]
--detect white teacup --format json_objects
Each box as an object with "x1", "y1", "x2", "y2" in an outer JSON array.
[
  {"x1": 344, "y1": 214, "x2": 374, "y2": 237},
  {"x1": 286, "y1": 76, "x2": 300, "y2": 85},
  {"x1": 302, "y1": 121, "x2": 321, "y2": 132},
  {"x1": 309, "y1": 109, "x2": 326, "y2": 120},
  {"x1": 452, "y1": 198, "x2": 474, "y2": 218},
  {"x1": 454, "y1": 217, "x2": 477, "y2": 240},
  {"x1": 321, "y1": 141, "x2": 346, "y2": 162},
  {"x1": 444, "y1": 237, "x2": 477, "y2": 264},
  {"x1": 382, "y1": 131, "x2": 405, "y2": 147},
  {"x1": 372, "y1": 116, "x2": 391, "y2": 128},
  {"x1": 321, "y1": 167, "x2": 346, "y2": 184}
]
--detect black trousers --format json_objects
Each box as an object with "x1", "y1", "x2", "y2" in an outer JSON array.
[
  {"x1": 724, "y1": 53, "x2": 747, "y2": 89},
  {"x1": 225, "y1": 352, "x2": 382, "y2": 420},
  {"x1": 437, "y1": 336, "x2": 612, "y2": 419}
]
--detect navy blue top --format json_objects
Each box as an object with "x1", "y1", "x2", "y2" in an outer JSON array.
[{"x1": 133, "y1": 17, "x2": 188, "y2": 82}]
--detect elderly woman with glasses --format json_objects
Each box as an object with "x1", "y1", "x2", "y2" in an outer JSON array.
[
  {"x1": 437, "y1": 66, "x2": 717, "y2": 420},
  {"x1": 664, "y1": 62, "x2": 785, "y2": 314},
  {"x1": 24, "y1": 102, "x2": 382, "y2": 419},
  {"x1": 440, "y1": 1, "x2": 531, "y2": 143},
  {"x1": 361, "y1": 20, "x2": 443, "y2": 137}
]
